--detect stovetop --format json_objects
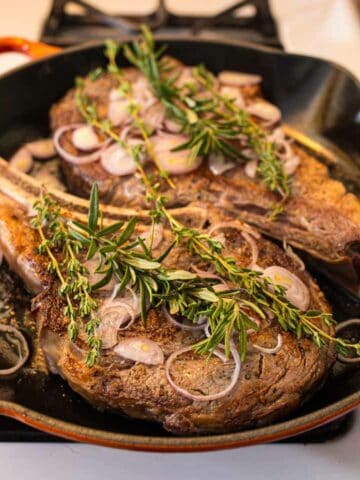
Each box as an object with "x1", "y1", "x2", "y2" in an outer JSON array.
[{"x1": 40, "y1": 0, "x2": 283, "y2": 49}]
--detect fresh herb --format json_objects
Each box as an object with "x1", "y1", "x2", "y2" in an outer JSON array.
[
  {"x1": 193, "y1": 65, "x2": 290, "y2": 197},
  {"x1": 32, "y1": 186, "x2": 262, "y2": 362},
  {"x1": 33, "y1": 186, "x2": 360, "y2": 365},
  {"x1": 31, "y1": 192, "x2": 100, "y2": 366},
  {"x1": 73, "y1": 93, "x2": 343, "y2": 360},
  {"x1": 103, "y1": 38, "x2": 174, "y2": 186},
  {"x1": 69, "y1": 28, "x2": 360, "y2": 363},
  {"x1": 268, "y1": 201, "x2": 285, "y2": 221},
  {"x1": 64, "y1": 84, "x2": 357, "y2": 360},
  {"x1": 88, "y1": 67, "x2": 104, "y2": 82},
  {"x1": 121, "y1": 26, "x2": 290, "y2": 197}
]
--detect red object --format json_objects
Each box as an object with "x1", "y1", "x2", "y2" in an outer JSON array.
[{"x1": 0, "y1": 37, "x2": 61, "y2": 59}]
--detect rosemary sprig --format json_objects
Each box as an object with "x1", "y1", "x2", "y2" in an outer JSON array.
[
  {"x1": 33, "y1": 186, "x2": 360, "y2": 365},
  {"x1": 33, "y1": 186, "x2": 263, "y2": 362},
  {"x1": 105, "y1": 38, "x2": 174, "y2": 186},
  {"x1": 72, "y1": 93, "x2": 358, "y2": 359},
  {"x1": 122, "y1": 26, "x2": 290, "y2": 197},
  {"x1": 192, "y1": 65, "x2": 290, "y2": 197}
]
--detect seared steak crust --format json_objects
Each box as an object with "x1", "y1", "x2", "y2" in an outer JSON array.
[{"x1": 0, "y1": 198, "x2": 336, "y2": 434}]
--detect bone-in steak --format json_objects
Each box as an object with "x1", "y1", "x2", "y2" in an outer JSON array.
[
  {"x1": 0, "y1": 194, "x2": 335, "y2": 434},
  {"x1": 50, "y1": 64, "x2": 360, "y2": 283}
]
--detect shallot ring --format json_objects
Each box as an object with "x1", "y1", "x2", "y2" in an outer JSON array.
[
  {"x1": 53, "y1": 124, "x2": 111, "y2": 165},
  {"x1": 0, "y1": 324, "x2": 30, "y2": 375},
  {"x1": 241, "y1": 231, "x2": 259, "y2": 268},
  {"x1": 98, "y1": 301, "x2": 136, "y2": 331},
  {"x1": 165, "y1": 342, "x2": 241, "y2": 401},
  {"x1": 253, "y1": 333, "x2": 283, "y2": 354},
  {"x1": 163, "y1": 306, "x2": 207, "y2": 332},
  {"x1": 208, "y1": 221, "x2": 260, "y2": 239}
]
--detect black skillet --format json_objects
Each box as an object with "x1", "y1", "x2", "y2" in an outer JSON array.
[{"x1": 0, "y1": 35, "x2": 359, "y2": 451}]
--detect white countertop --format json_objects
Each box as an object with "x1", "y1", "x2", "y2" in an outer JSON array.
[
  {"x1": 0, "y1": 422, "x2": 359, "y2": 480},
  {"x1": 0, "y1": 1, "x2": 359, "y2": 478}
]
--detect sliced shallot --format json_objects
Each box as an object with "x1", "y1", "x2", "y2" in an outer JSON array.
[
  {"x1": 247, "y1": 100, "x2": 281, "y2": 127},
  {"x1": 220, "y1": 86, "x2": 245, "y2": 108},
  {"x1": 72, "y1": 125, "x2": 101, "y2": 151},
  {"x1": 139, "y1": 223, "x2": 164, "y2": 250},
  {"x1": 242, "y1": 148, "x2": 258, "y2": 161},
  {"x1": 253, "y1": 333, "x2": 283, "y2": 354},
  {"x1": 26, "y1": 138, "x2": 56, "y2": 159},
  {"x1": 241, "y1": 231, "x2": 259, "y2": 268},
  {"x1": 142, "y1": 102, "x2": 166, "y2": 132},
  {"x1": 283, "y1": 239, "x2": 305, "y2": 272},
  {"x1": 132, "y1": 77, "x2": 157, "y2": 108},
  {"x1": 208, "y1": 220, "x2": 260, "y2": 239},
  {"x1": 9, "y1": 147, "x2": 33, "y2": 173},
  {"x1": 263, "y1": 266, "x2": 310, "y2": 311},
  {"x1": 191, "y1": 265, "x2": 227, "y2": 285},
  {"x1": 163, "y1": 306, "x2": 207, "y2": 332},
  {"x1": 114, "y1": 337, "x2": 164, "y2": 365},
  {"x1": 244, "y1": 159, "x2": 258, "y2": 178},
  {"x1": 267, "y1": 127, "x2": 285, "y2": 143},
  {"x1": 0, "y1": 325, "x2": 30, "y2": 375},
  {"x1": 164, "y1": 118, "x2": 182, "y2": 133},
  {"x1": 83, "y1": 254, "x2": 116, "y2": 291},
  {"x1": 97, "y1": 300, "x2": 136, "y2": 349},
  {"x1": 151, "y1": 133, "x2": 202, "y2": 175},
  {"x1": 208, "y1": 152, "x2": 235, "y2": 175},
  {"x1": 268, "y1": 130, "x2": 300, "y2": 175},
  {"x1": 108, "y1": 89, "x2": 130, "y2": 127},
  {"x1": 283, "y1": 154, "x2": 300, "y2": 175},
  {"x1": 165, "y1": 342, "x2": 241, "y2": 401},
  {"x1": 100, "y1": 143, "x2": 137, "y2": 176},
  {"x1": 54, "y1": 124, "x2": 110, "y2": 165},
  {"x1": 174, "y1": 67, "x2": 198, "y2": 89},
  {"x1": 218, "y1": 71, "x2": 262, "y2": 87}
]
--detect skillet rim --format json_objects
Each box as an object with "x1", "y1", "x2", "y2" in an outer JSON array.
[
  {"x1": 0, "y1": 35, "x2": 359, "y2": 450},
  {"x1": 0, "y1": 391, "x2": 359, "y2": 451},
  {"x1": 0, "y1": 34, "x2": 359, "y2": 89}
]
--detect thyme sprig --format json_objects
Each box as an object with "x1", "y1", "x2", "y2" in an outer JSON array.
[{"x1": 31, "y1": 193, "x2": 100, "y2": 366}]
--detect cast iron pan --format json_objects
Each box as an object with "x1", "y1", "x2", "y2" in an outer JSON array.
[{"x1": 0, "y1": 36, "x2": 359, "y2": 451}]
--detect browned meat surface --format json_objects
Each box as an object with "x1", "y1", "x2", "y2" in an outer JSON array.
[
  {"x1": 0, "y1": 193, "x2": 48, "y2": 293},
  {"x1": 50, "y1": 65, "x2": 360, "y2": 276},
  {"x1": 0, "y1": 196, "x2": 335, "y2": 434}
]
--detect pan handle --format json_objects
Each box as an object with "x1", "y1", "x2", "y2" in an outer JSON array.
[{"x1": 0, "y1": 37, "x2": 61, "y2": 59}]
